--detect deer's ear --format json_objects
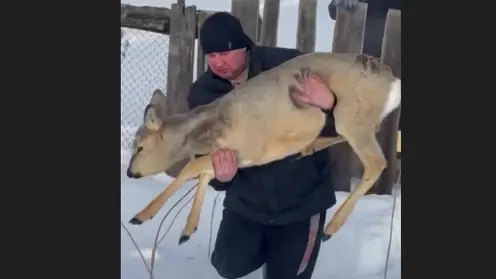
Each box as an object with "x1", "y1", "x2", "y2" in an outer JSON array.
[
  {"x1": 143, "y1": 104, "x2": 162, "y2": 131},
  {"x1": 149, "y1": 89, "x2": 167, "y2": 111}
]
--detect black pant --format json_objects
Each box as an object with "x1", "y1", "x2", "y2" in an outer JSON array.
[{"x1": 211, "y1": 209, "x2": 326, "y2": 279}]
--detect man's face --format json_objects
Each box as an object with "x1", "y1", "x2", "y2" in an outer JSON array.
[{"x1": 207, "y1": 48, "x2": 247, "y2": 80}]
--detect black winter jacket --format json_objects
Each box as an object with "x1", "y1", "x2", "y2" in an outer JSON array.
[{"x1": 187, "y1": 45, "x2": 338, "y2": 225}]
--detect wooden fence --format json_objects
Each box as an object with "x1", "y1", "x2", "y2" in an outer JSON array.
[{"x1": 120, "y1": 0, "x2": 401, "y2": 195}]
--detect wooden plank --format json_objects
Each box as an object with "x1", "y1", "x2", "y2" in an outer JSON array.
[
  {"x1": 332, "y1": 3, "x2": 368, "y2": 53},
  {"x1": 196, "y1": 11, "x2": 209, "y2": 78},
  {"x1": 121, "y1": 4, "x2": 228, "y2": 37},
  {"x1": 371, "y1": 8, "x2": 401, "y2": 195},
  {"x1": 328, "y1": 0, "x2": 369, "y2": 20},
  {"x1": 328, "y1": 3, "x2": 368, "y2": 193},
  {"x1": 260, "y1": 0, "x2": 280, "y2": 47},
  {"x1": 397, "y1": 131, "x2": 401, "y2": 153},
  {"x1": 121, "y1": 4, "x2": 170, "y2": 19},
  {"x1": 231, "y1": 0, "x2": 261, "y2": 43},
  {"x1": 296, "y1": 0, "x2": 317, "y2": 52},
  {"x1": 165, "y1": 4, "x2": 198, "y2": 177},
  {"x1": 177, "y1": 5, "x2": 197, "y2": 115},
  {"x1": 165, "y1": 3, "x2": 181, "y2": 115},
  {"x1": 121, "y1": 4, "x2": 171, "y2": 34},
  {"x1": 380, "y1": 9, "x2": 401, "y2": 77}
]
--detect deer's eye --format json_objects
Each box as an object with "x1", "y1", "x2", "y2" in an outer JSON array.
[{"x1": 137, "y1": 146, "x2": 143, "y2": 153}]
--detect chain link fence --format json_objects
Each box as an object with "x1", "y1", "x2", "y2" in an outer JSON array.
[{"x1": 121, "y1": 27, "x2": 170, "y2": 151}]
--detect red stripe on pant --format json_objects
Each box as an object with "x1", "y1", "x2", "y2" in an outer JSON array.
[{"x1": 296, "y1": 213, "x2": 320, "y2": 276}]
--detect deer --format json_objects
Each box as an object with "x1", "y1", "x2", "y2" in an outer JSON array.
[{"x1": 125, "y1": 52, "x2": 401, "y2": 245}]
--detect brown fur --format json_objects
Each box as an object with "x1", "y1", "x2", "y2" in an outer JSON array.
[{"x1": 126, "y1": 52, "x2": 401, "y2": 244}]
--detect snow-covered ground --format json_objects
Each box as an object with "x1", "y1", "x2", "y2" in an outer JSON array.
[{"x1": 121, "y1": 148, "x2": 401, "y2": 279}]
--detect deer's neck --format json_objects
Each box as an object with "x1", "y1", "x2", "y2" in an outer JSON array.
[{"x1": 182, "y1": 109, "x2": 220, "y2": 155}]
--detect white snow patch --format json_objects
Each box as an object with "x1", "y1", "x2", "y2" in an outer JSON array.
[{"x1": 129, "y1": 247, "x2": 161, "y2": 261}]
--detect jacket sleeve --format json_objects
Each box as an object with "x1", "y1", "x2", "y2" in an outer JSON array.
[
  {"x1": 312, "y1": 148, "x2": 332, "y2": 189},
  {"x1": 319, "y1": 103, "x2": 339, "y2": 137},
  {"x1": 262, "y1": 47, "x2": 303, "y2": 70},
  {"x1": 187, "y1": 84, "x2": 236, "y2": 191}
]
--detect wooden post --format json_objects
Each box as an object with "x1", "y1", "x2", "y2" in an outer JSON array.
[
  {"x1": 165, "y1": 3, "x2": 198, "y2": 177},
  {"x1": 296, "y1": 0, "x2": 317, "y2": 52},
  {"x1": 259, "y1": 0, "x2": 280, "y2": 47},
  {"x1": 329, "y1": 3, "x2": 368, "y2": 192},
  {"x1": 332, "y1": 3, "x2": 367, "y2": 53},
  {"x1": 370, "y1": 8, "x2": 401, "y2": 195},
  {"x1": 231, "y1": 0, "x2": 261, "y2": 42},
  {"x1": 196, "y1": 11, "x2": 209, "y2": 77}
]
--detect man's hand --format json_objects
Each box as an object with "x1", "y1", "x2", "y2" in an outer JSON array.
[
  {"x1": 211, "y1": 148, "x2": 238, "y2": 182},
  {"x1": 291, "y1": 73, "x2": 336, "y2": 110}
]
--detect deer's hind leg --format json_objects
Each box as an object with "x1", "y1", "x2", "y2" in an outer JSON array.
[
  {"x1": 322, "y1": 129, "x2": 386, "y2": 241},
  {"x1": 129, "y1": 155, "x2": 214, "y2": 225},
  {"x1": 179, "y1": 172, "x2": 214, "y2": 245}
]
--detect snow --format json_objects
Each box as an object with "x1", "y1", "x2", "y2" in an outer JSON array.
[{"x1": 120, "y1": 148, "x2": 401, "y2": 279}]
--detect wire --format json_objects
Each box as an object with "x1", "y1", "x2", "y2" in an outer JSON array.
[{"x1": 383, "y1": 165, "x2": 401, "y2": 279}]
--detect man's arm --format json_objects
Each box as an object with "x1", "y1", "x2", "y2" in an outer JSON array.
[
  {"x1": 319, "y1": 100, "x2": 339, "y2": 137},
  {"x1": 264, "y1": 47, "x2": 339, "y2": 137},
  {"x1": 187, "y1": 83, "x2": 236, "y2": 191}
]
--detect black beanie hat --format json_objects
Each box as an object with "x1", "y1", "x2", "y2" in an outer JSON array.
[{"x1": 200, "y1": 12, "x2": 254, "y2": 54}]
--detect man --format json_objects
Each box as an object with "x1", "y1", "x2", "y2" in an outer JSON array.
[{"x1": 187, "y1": 12, "x2": 338, "y2": 279}]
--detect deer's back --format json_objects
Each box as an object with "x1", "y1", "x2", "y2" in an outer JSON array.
[{"x1": 212, "y1": 52, "x2": 398, "y2": 161}]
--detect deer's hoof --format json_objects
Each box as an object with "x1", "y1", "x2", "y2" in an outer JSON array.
[
  {"x1": 178, "y1": 235, "x2": 190, "y2": 245},
  {"x1": 129, "y1": 217, "x2": 143, "y2": 225},
  {"x1": 322, "y1": 233, "x2": 332, "y2": 242}
]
